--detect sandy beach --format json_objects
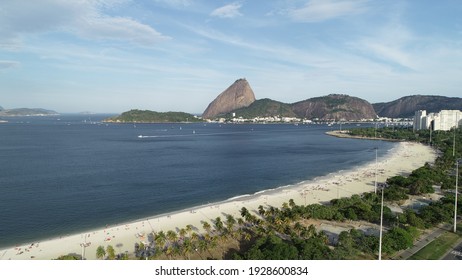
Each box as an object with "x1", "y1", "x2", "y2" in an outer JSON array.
[{"x1": 0, "y1": 140, "x2": 437, "y2": 260}]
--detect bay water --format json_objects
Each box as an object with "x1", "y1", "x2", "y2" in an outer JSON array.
[{"x1": 0, "y1": 115, "x2": 395, "y2": 248}]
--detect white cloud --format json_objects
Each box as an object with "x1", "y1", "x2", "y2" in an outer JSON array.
[
  {"x1": 76, "y1": 15, "x2": 170, "y2": 45},
  {"x1": 0, "y1": 0, "x2": 169, "y2": 48},
  {"x1": 350, "y1": 21, "x2": 417, "y2": 70},
  {"x1": 289, "y1": 0, "x2": 368, "y2": 22},
  {"x1": 210, "y1": 2, "x2": 243, "y2": 18},
  {"x1": 0, "y1": 60, "x2": 20, "y2": 69},
  {"x1": 153, "y1": 0, "x2": 192, "y2": 8}
]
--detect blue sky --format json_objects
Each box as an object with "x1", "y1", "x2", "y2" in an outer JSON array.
[{"x1": 1, "y1": 0, "x2": 461, "y2": 113}]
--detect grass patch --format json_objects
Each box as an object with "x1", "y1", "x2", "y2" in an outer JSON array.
[{"x1": 409, "y1": 224, "x2": 462, "y2": 260}]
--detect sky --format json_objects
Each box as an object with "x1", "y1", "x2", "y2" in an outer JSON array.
[{"x1": 1, "y1": 0, "x2": 461, "y2": 113}]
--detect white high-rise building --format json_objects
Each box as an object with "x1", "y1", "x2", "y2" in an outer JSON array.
[
  {"x1": 413, "y1": 110, "x2": 427, "y2": 130},
  {"x1": 413, "y1": 109, "x2": 462, "y2": 131}
]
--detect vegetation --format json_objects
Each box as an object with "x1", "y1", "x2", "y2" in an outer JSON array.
[
  {"x1": 96, "y1": 245, "x2": 106, "y2": 260},
  {"x1": 0, "y1": 108, "x2": 58, "y2": 116},
  {"x1": 54, "y1": 254, "x2": 80, "y2": 260},
  {"x1": 223, "y1": 98, "x2": 297, "y2": 119},
  {"x1": 105, "y1": 109, "x2": 202, "y2": 123},
  {"x1": 409, "y1": 224, "x2": 462, "y2": 260}
]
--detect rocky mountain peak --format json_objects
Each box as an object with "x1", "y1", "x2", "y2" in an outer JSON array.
[
  {"x1": 202, "y1": 78, "x2": 256, "y2": 119},
  {"x1": 291, "y1": 94, "x2": 377, "y2": 120},
  {"x1": 373, "y1": 95, "x2": 462, "y2": 118}
]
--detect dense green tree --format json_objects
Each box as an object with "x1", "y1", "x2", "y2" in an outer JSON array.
[
  {"x1": 55, "y1": 254, "x2": 80, "y2": 260},
  {"x1": 382, "y1": 227, "x2": 414, "y2": 254},
  {"x1": 243, "y1": 234, "x2": 299, "y2": 260}
]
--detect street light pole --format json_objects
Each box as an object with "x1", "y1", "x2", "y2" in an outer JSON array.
[
  {"x1": 375, "y1": 148, "x2": 378, "y2": 194},
  {"x1": 429, "y1": 124, "x2": 432, "y2": 146},
  {"x1": 378, "y1": 185, "x2": 384, "y2": 260},
  {"x1": 454, "y1": 113, "x2": 458, "y2": 157},
  {"x1": 455, "y1": 160, "x2": 459, "y2": 233},
  {"x1": 453, "y1": 127, "x2": 456, "y2": 157}
]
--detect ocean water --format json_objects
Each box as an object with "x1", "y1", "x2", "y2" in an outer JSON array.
[{"x1": 0, "y1": 115, "x2": 395, "y2": 248}]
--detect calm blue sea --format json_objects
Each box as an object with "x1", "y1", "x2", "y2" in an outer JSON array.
[{"x1": 0, "y1": 115, "x2": 395, "y2": 248}]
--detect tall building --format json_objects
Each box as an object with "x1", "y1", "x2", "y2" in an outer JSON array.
[
  {"x1": 413, "y1": 109, "x2": 462, "y2": 131},
  {"x1": 413, "y1": 110, "x2": 427, "y2": 131}
]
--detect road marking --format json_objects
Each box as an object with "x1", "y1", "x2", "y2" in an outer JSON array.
[{"x1": 451, "y1": 250, "x2": 462, "y2": 257}]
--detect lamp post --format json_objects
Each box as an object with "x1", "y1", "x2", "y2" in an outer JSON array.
[
  {"x1": 454, "y1": 112, "x2": 458, "y2": 157},
  {"x1": 455, "y1": 159, "x2": 460, "y2": 233},
  {"x1": 375, "y1": 147, "x2": 378, "y2": 194},
  {"x1": 378, "y1": 183, "x2": 387, "y2": 261},
  {"x1": 429, "y1": 123, "x2": 432, "y2": 146},
  {"x1": 80, "y1": 234, "x2": 90, "y2": 260},
  {"x1": 453, "y1": 127, "x2": 456, "y2": 157}
]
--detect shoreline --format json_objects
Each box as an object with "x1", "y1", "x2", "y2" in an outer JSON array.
[
  {"x1": 0, "y1": 141, "x2": 437, "y2": 260},
  {"x1": 325, "y1": 130, "x2": 403, "y2": 142}
]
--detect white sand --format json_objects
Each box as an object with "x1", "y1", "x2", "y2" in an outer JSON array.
[{"x1": 0, "y1": 141, "x2": 436, "y2": 260}]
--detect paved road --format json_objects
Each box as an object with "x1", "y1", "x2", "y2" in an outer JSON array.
[
  {"x1": 442, "y1": 239, "x2": 462, "y2": 260},
  {"x1": 392, "y1": 224, "x2": 451, "y2": 260}
]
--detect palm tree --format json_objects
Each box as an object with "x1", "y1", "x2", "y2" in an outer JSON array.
[
  {"x1": 166, "y1": 230, "x2": 178, "y2": 247},
  {"x1": 240, "y1": 207, "x2": 249, "y2": 218},
  {"x1": 197, "y1": 239, "x2": 208, "y2": 260},
  {"x1": 214, "y1": 217, "x2": 224, "y2": 234},
  {"x1": 289, "y1": 198, "x2": 296, "y2": 208},
  {"x1": 225, "y1": 214, "x2": 236, "y2": 233},
  {"x1": 179, "y1": 228, "x2": 187, "y2": 240},
  {"x1": 204, "y1": 233, "x2": 218, "y2": 259},
  {"x1": 154, "y1": 231, "x2": 167, "y2": 252},
  {"x1": 106, "y1": 245, "x2": 115, "y2": 260},
  {"x1": 165, "y1": 246, "x2": 175, "y2": 260},
  {"x1": 268, "y1": 206, "x2": 277, "y2": 217},
  {"x1": 293, "y1": 222, "x2": 304, "y2": 237},
  {"x1": 254, "y1": 224, "x2": 268, "y2": 237},
  {"x1": 244, "y1": 213, "x2": 257, "y2": 224},
  {"x1": 237, "y1": 217, "x2": 245, "y2": 228},
  {"x1": 274, "y1": 217, "x2": 285, "y2": 232},
  {"x1": 242, "y1": 232, "x2": 252, "y2": 242},
  {"x1": 258, "y1": 205, "x2": 266, "y2": 216},
  {"x1": 96, "y1": 245, "x2": 106, "y2": 260},
  {"x1": 182, "y1": 238, "x2": 194, "y2": 260},
  {"x1": 185, "y1": 224, "x2": 193, "y2": 237},
  {"x1": 201, "y1": 221, "x2": 212, "y2": 233},
  {"x1": 191, "y1": 232, "x2": 199, "y2": 242},
  {"x1": 308, "y1": 224, "x2": 317, "y2": 236}
]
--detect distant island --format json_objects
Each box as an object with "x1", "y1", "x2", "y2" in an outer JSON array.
[
  {"x1": 104, "y1": 109, "x2": 202, "y2": 123},
  {"x1": 0, "y1": 107, "x2": 59, "y2": 117}
]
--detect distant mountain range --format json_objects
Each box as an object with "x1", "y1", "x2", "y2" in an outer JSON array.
[
  {"x1": 202, "y1": 79, "x2": 462, "y2": 121},
  {"x1": 100, "y1": 79, "x2": 462, "y2": 123},
  {"x1": 0, "y1": 107, "x2": 59, "y2": 116},
  {"x1": 373, "y1": 95, "x2": 462, "y2": 118}
]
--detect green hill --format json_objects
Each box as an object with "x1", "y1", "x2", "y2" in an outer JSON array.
[
  {"x1": 105, "y1": 109, "x2": 201, "y2": 123},
  {"x1": 0, "y1": 108, "x2": 58, "y2": 116},
  {"x1": 223, "y1": 98, "x2": 297, "y2": 118}
]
